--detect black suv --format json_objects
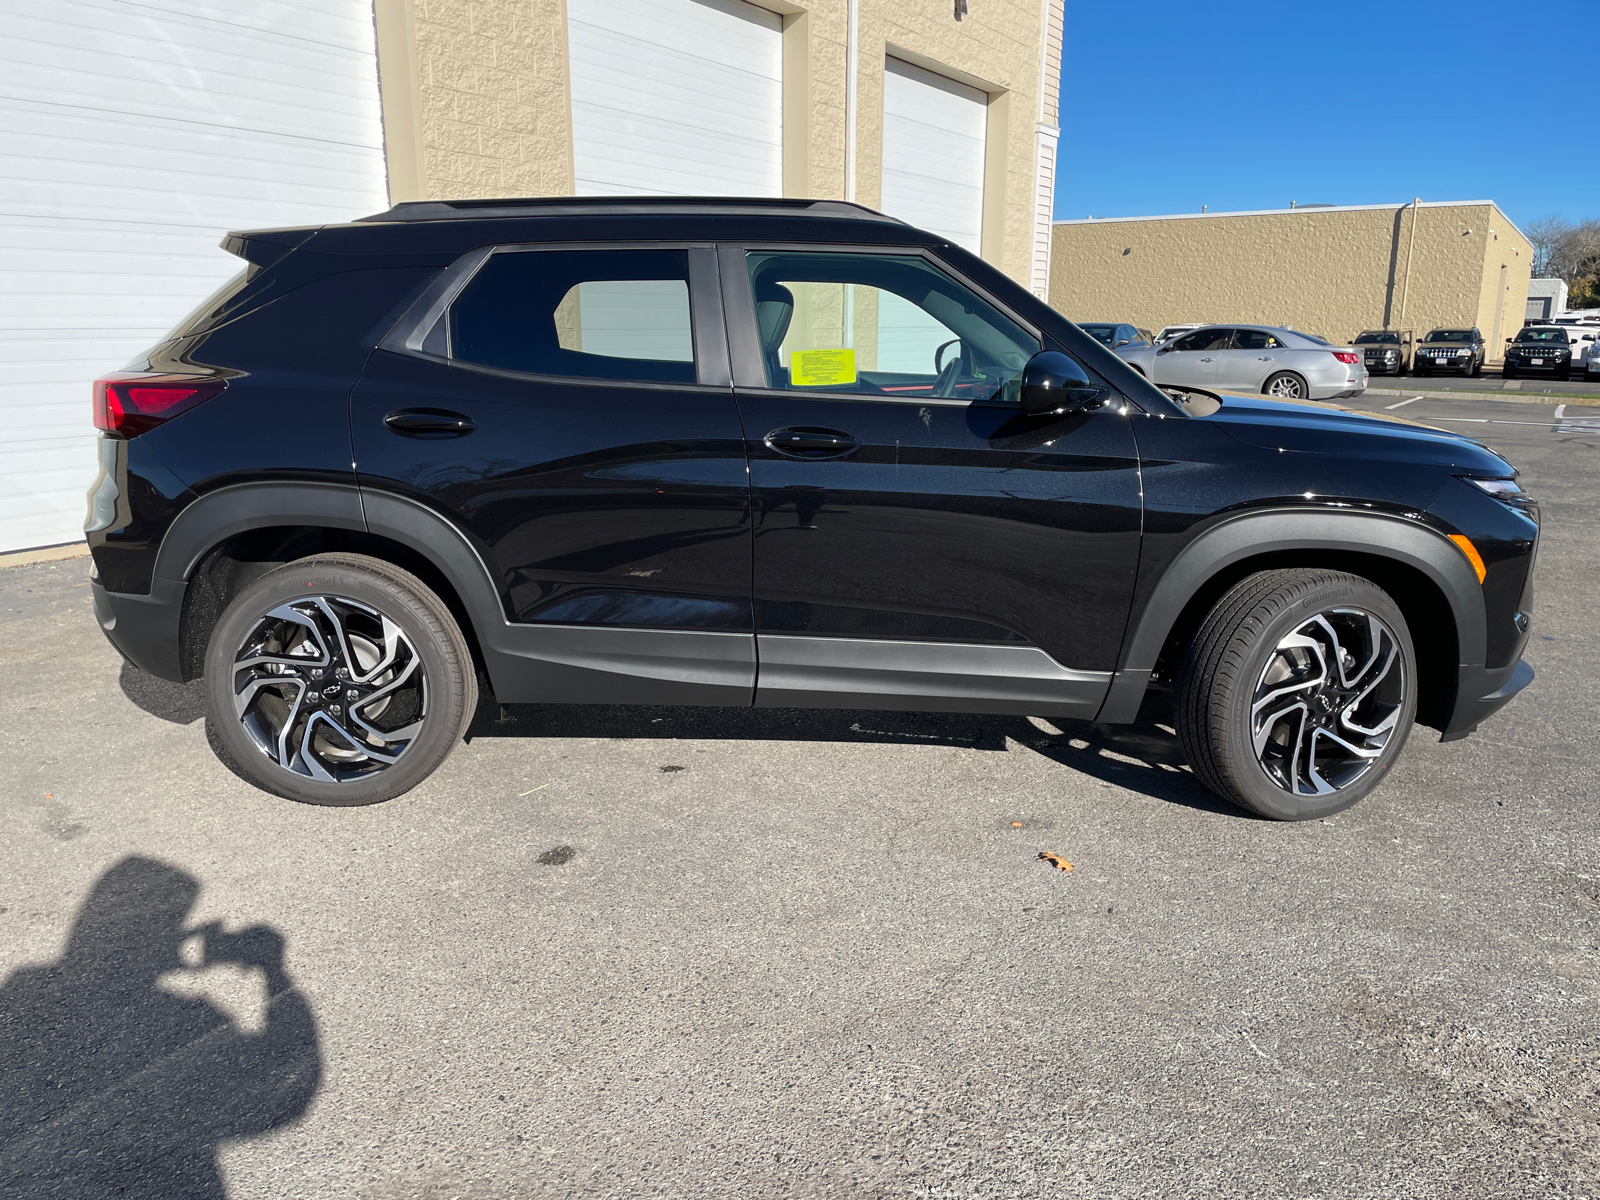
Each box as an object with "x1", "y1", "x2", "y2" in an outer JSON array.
[
  {"x1": 88, "y1": 198, "x2": 1538, "y2": 820},
  {"x1": 1413, "y1": 327, "x2": 1486, "y2": 376},
  {"x1": 1502, "y1": 325, "x2": 1580, "y2": 380}
]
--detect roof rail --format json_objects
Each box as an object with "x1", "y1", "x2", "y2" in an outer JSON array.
[{"x1": 355, "y1": 196, "x2": 907, "y2": 225}]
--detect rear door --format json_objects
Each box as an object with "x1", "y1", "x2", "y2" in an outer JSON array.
[
  {"x1": 722, "y1": 244, "x2": 1143, "y2": 717},
  {"x1": 351, "y1": 244, "x2": 755, "y2": 704}
]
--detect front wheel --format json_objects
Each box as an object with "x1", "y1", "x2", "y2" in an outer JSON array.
[
  {"x1": 1262, "y1": 371, "x2": 1309, "y2": 400},
  {"x1": 1175, "y1": 570, "x2": 1417, "y2": 820},
  {"x1": 203, "y1": 553, "x2": 477, "y2": 806}
]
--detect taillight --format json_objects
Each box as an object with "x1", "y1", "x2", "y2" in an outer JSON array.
[
  {"x1": 1331, "y1": 351, "x2": 1360, "y2": 365},
  {"x1": 93, "y1": 373, "x2": 226, "y2": 438}
]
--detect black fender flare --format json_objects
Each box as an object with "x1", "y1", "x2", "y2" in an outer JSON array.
[
  {"x1": 151, "y1": 480, "x2": 515, "y2": 682},
  {"x1": 1094, "y1": 509, "x2": 1486, "y2": 723}
]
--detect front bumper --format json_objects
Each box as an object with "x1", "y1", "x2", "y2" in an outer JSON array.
[
  {"x1": 92, "y1": 575, "x2": 188, "y2": 681},
  {"x1": 1504, "y1": 359, "x2": 1571, "y2": 375},
  {"x1": 1441, "y1": 658, "x2": 1533, "y2": 741},
  {"x1": 1414, "y1": 356, "x2": 1475, "y2": 372}
]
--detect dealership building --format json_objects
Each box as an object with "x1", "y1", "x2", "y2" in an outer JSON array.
[
  {"x1": 1049, "y1": 200, "x2": 1534, "y2": 355},
  {"x1": 1, "y1": 0, "x2": 1063, "y2": 554}
]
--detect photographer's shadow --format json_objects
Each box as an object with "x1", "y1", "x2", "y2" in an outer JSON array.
[{"x1": 0, "y1": 857, "x2": 321, "y2": 1198}]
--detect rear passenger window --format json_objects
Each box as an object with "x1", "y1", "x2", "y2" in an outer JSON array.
[
  {"x1": 1233, "y1": 329, "x2": 1283, "y2": 350},
  {"x1": 449, "y1": 249, "x2": 696, "y2": 384}
]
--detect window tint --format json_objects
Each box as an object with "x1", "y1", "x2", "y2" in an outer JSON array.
[
  {"x1": 1172, "y1": 328, "x2": 1233, "y2": 352},
  {"x1": 1079, "y1": 324, "x2": 1117, "y2": 345},
  {"x1": 1233, "y1": 329, "x2": 1283, "y2": 350},
  {"x1": 449, "y1": 249, "x2": 696, "y2": 383},
  {"x1": 744, "y1": 251, "x2": 1038, "y2": 401}
]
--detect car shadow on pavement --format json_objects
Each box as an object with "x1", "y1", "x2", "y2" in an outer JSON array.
[
  {"x1": 118, "y1": 661, "x2": 206, "y2": 724},
  {"x1": 470, "y1": 695, "x2": 1245, "y2": 818},
  {"x1": 0, "y1": 857, "x2": 321, "y2": 1199}
]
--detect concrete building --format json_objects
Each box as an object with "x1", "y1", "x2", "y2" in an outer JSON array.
[
  {"x1": 1, "y1": 0, "x2": 1062, "y2": 554},
  {"x1": 1049, "y1": 200, "x2": 1533, "y2": 356},
  {"x1": 1527, "y1": 279, "x2": 1568, "y2": 323}
]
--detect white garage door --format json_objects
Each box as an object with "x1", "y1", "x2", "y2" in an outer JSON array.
[
  {"x1": 568, "y1": 0, "x2": 783, "y2": 198},
  {"x1": 880, "y1": 57, "x2": 988, "y2": 254},
  {"x1": 0, "y1": 0, "x2": 389, "y2": 554}
]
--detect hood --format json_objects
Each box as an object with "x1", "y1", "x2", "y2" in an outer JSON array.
[
  {"x1": 1202, "y1": 393, "x2": 1514, "y2": 473},
  {"x1": 1420, "y1": 336, "x2": 1474, "y2": 347}
]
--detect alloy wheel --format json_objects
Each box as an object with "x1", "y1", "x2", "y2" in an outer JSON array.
[
  {"x1": 231, "y1": 594, "x2": 428, "y2": 783},
  {"x1": 1250, "y1": 608, "x2": 1404, "y2": 796},
  {"x1": 1266, "y1": 375, "x2": 1305, "y2": 398}
]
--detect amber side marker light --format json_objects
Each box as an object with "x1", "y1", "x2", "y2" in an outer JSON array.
[{"x1": 1448, "y1": 534, "x2": 1487, "y2": 584}]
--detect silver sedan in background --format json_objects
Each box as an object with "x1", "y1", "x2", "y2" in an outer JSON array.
[{"x1": 1118, "y1": 324, "x2": 1368, "y2": 400}]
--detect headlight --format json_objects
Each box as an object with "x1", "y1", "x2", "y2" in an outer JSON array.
[{"x1": 1462, "y1": 476, "x2": 1534, "y2": 508}]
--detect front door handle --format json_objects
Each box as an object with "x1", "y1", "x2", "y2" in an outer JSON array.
[
  {"x1": 1199, "y1": 357, "x2": 1213, "y2": 363},
  {"x1": 384, "y1": 408, "x2": 476, "y2": 437},
  {"x1": 763, "y1": 427, "x2": 859, "y2": 460}
]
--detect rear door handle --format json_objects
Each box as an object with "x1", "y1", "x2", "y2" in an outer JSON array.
[
  {"x1": 763, "y1": 427, "x2": 859, "y2": 460},
  {"x1": 384, "y1": 408, "x2": 475, "y2": 437}
]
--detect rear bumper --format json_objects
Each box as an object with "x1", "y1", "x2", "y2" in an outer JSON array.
[
  {"x1": 1440, "y1": 658, "x2": 1533, "y2": 741},
  {"x1": 92, "y1": 576, "x2": 188, "y2": 681}
]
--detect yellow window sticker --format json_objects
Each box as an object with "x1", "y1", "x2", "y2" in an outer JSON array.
[{"x1": 790, "y1": 348, "x2": 857, "y2": 388}]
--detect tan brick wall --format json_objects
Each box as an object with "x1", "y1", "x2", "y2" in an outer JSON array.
[
  {"x1": 376, "y1": 0, "x2": 574, "y2": 202},
  {"x1": 1048, "y1": 202, "x2": 1530, "y2": 350},
  {"x1": 373, "y1": 0, "x2": 1056, "y2": 286}
]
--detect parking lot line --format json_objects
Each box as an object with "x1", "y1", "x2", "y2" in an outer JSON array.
[
  {"x1": 1555, "y1": 404, "x2": 1565, "y2": 419},
  {"x1": 1385, "y1": 396, "x2": 1422, "y2": 409}
]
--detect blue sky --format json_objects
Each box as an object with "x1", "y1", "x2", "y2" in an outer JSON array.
[{"x1": 1054, "y1": 0, "x2": 1597, "y2": 231}]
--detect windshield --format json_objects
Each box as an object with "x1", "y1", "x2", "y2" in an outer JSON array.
[
  {"x1": 1355, "y1": 331, "x2": 1400, "y2": 344},
  {"x1": 1079, "y1": 324, "x2": 1118, "y2": 345},
  {"x1": 1424, "y1": 330, "x2": 1473, "y2": 342},
  {"x1": 1515, "y1": 329, "x2": 1569, "y2": 343}
]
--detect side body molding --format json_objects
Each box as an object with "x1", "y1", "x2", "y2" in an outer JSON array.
[{"x1": 1095, "y1": 509, "x2": 1488, "y2": 725}]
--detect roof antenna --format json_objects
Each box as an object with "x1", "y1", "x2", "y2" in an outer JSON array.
[{"x1": 1201, "y1": 205, "x2": 1207, "y2": 214}]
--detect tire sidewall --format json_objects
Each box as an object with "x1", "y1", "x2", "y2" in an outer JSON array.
[
  {"x1": 204, "y1": 558, "x2": 471, "y2": 806},
  {"x1": 1219, "y1": 580, "x2": 1417, "y2": 821}
]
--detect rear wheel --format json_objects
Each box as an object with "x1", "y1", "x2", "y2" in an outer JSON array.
[
  {"x1": 1262, "y1": 371, "x2": 1309, "y2": 400},
  {"x1": 203, "y1": 553, "x2": 476, "y2": 806},
  {"x1": 1175, "y1": 570, "x2": 1417, "y2": 820}
]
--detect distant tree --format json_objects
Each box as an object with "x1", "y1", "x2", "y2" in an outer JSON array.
[{"x1": 1526, "y1": 215, "x2": 1570, "y2": 278}]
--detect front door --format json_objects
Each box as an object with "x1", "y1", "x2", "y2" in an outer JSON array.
[
  {"x1": 351, "y1": 245, "x2": 755, "y2": 704},
  {"x1": 723, "y1": 246, "x2": 1143, "y2": 717},
  {"x1": 1212, "y1": 327, "x2": 1285, "y2": 390},
  {"x1": 1150, "y1": 326, "x2": 1231, "y2": 388}
]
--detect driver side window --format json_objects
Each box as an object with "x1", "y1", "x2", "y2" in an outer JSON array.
[{"x1": 744, "y1": 250, "x2": 1039, "y2": 402}]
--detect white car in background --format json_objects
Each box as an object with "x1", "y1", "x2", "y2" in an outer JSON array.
[
  {"x1": 1586, "y1": 335, "x2": 1600, "y2": 381},
  {"x1": 1120, "y1": 323, "x2": 1368, "y2": 400},
  {"x1": 1155, "y1": 323, "x2": 1204, "y2": 344}
]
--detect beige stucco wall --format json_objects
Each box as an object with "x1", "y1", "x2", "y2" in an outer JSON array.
[
  {"x1": 372, "y1": 0, "x2": 1060, "y2": 286},
  {"x1": 1048, "y1": 202, "x2": 1532, "y2": 357}
]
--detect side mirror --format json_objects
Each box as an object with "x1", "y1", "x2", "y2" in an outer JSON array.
[
  {"x1": 1114, "y1": 338, "x2": 1131, "y2": 348},
  {"x1": 1505, "y1": 338, "x2": 1512, "y2": 344},
  {"x1": 1020, "y1": 350, "x2": 1106, "y2": 415}
]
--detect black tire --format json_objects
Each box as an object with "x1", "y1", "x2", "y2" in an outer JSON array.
[
  {"x1": 1261, "y1": 371, "x2": 1309, "y2": 400},
  {"x1": 1501, "y1": 367, "x2": 1515, "y2": 380},
  {"x1": 1175, "y1": 570, "x2": 1417, "y2": 820},
  {"x1": 203, "y1": 553, "x2": 477, "y2": 806},
  {"x1": 1471, "y1": 358, "x2": 1482, "y2": 377}
]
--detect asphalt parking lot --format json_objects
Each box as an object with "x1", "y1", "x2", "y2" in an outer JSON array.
[{"x1": 2, "y1": 394, "x2": 1598, "y2": 1200}]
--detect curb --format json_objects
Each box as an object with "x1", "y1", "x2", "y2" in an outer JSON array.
[{"x1": 0, "y1": 541, "x2": 91, "y2": 571}]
